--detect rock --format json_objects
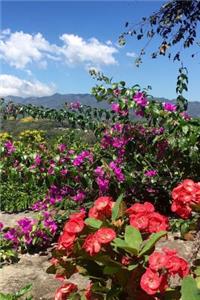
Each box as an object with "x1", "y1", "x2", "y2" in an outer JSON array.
[{"x1": 0, "y1": 253, "x2": 60, "y2": 299}]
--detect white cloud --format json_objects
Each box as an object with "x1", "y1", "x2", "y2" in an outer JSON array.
[
  {"x1": 0, "y1": 29, "x2": 118, "y2": 70},
  {"x1": 0, "y1": 30, "x2": 58, "y2": 69},
  {"x1": 126, "y1": 52, "x2": 137, "y2": 58},
  {"x1": 0, "y1": 74, "x2": 56, "y2": 97},
  {"x1": 59, "y1": 34, "x2": 118, "y2": 67}
]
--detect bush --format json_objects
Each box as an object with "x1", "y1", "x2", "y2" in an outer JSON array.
[{"x1": 49, "y1": 196, "x2": 191, "y2": 299}]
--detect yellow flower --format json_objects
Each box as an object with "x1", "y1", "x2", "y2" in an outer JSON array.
[
  {"x1": 19, "y1": 116, "x2": 35, "y2": 123},
  {"x1": 0, "y1": 132, "x2": 12, "y2": 141}
]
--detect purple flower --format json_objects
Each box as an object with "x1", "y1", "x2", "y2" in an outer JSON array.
[
  {"x1": 96, "y1": 177, "x2": 109, "y2": 193},
  {"x1": 4, "y1": 140, "x2": 16, "y2": 155},
  {"x1": 47, "y1": 166, "x2": 55, "y2": 175},
  {"x1": 58, "y1": 144, "x2": 66, "y2": 152},
  {"x1": 18, "y1": 218, "x2": 35, "y2": 234},
  {"x1": 70, "y1": 101, "x2": 81, "y2": 109},
  {"x1": 144, "y1": 170, "x2": 158, "y2": 177},
  {"x1": 152, "y1": 127, "x2": 165, "y2": 135},
  {"x1": 147, "y1": 187, "x2": 157, "y2": 193},
  {"x1": 133, "y1": 92, "x2": 148, "y2": 107},
  {"x1": 111, "y1": 103, "x2": 128, "y2": 116},
  {"x1": 163, "y1": 102, "x2": 176, "y2": 112},
  {"x1": 180, "y1": 111, "x2": 191, "y2": 121},
  {"x1": 60, "y1": 168, "x2": 68, "y2": 176},
  {"x1": 111, "y1": 103, "x2": 120, "y2": 113},
  {"x1": 0, "y1": 222, "x2": 3, "y2": 231},
  {"x1": 109, "y1": 161, "x2": 125, "y2": 183},
  {"x1": 94, "y1": 166, "x2": 104, "y2": 177},
  {"x1": 113, "y1": 123, "x2": 123, "y2": 133},
  {"x1": 73, "y1": 150, "x2": 93, "y2": 166},
  {"x1": 34, "y1": 154, "x2": 41, "y2": 165},
  {"x1": 4, "y1": 228, "x2": 19, "y2": 245},
  {"x1": 73, "y1": 191, "x2": 86, "y2": 202},
  {"x1": 32, "y1": 201, "x2": 47, "y2": 211},
  {"x1": 43, "y1": 217, "x2": 58, "y2": 235}
]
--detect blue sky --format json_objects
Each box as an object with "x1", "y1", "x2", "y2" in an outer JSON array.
[{"x1": 1, "y1": 1, "x2": 199, "y2": 100}]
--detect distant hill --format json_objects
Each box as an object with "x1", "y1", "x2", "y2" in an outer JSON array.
[{"x1": 4, "y1": 93, "x2": 200, "y2": 117}]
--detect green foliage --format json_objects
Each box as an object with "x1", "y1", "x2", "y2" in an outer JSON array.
[
  {"x1": 0, "y1": 183, "x2": 47, "y2": 212},
  {"x1": 0, "y1": 237, "x2": 18, "y2": 266},
  {"x1": 181, "y1": 276, "x2": 200, "y2": 300},
  {"x1": 0, "y1": 284, "x2": 32, "y2": 300}
]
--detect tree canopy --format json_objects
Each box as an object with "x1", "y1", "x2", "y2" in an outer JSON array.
[{"x1": 119, "y1": 0, "x2": 200, "y2": 66}]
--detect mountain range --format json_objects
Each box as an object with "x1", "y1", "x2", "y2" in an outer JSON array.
[{"x1": 4, "y1": 93, "x2": 200, "y2": 117}]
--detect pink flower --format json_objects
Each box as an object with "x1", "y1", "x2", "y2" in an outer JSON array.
[
  {"x1": 95, "y1": 228, "x2": 116, "y2": 244},
  {"x1": 82, "y1": 233, "x2": 101, "y2": 256},
  {"x1": 144, "y1": 170, "x2": 158, "y2": 177},
  {"x1": 55, "y1": 283, "x2": 77, "y2": 300},
  {"x1": 163, "y1": 102, "x2": 176, "y2": 112},
  {"x1": 133, "y1": 92, "x2": 148, "y2": 107},
  {"x1": 140, "y1": 268, "x2": 166, "y2": 295}
]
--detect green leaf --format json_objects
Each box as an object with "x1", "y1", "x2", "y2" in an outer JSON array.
[
  {"x1": 127, "y1": 264, "x2": 138, "y2": 271},
  {"x1": 111, "y1": 193, "x2": 124, "y2": 221},
  {"x1": 15, "y1": 284, "x2": 32, "y2": 297},
  {"x1": 182, "y1": 125, "x2": 189, "y2": 134},
  {"x1": 138, "y1": 231, "x2": 167, "y2": 257},
  {"x1": 103, "y1": 265, "x2": 121, "y2": 275},
  {"x1": 84, "y1": 218, "x2": 102, "y2": 229},
  {"x1": 124, "y1": 226, "x2": 142, "y2": 253},
  {"x1": 181, "y1": 276, "x2": 200, "y2": 300},
  {"x1": 0, "y1": 294, "x2": 13, "y2": 300},
  {"x1": 112, "y1": 238, "x2": 138, "y2": 255},
  {"x1": 113, "y1": 238, "x2": 128, "y2": 248}
]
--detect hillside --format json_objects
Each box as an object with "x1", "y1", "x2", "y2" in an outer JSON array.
[{"x1": 4, "y1": 93, "x2": 200, "y2": 117}]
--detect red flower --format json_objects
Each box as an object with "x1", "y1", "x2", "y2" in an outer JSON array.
[
  {"x1": 166, "y1": 256, "x2": 190, "y2": 278},
  {"x1": 121, "y1": 255, "x2": 131, "y2": 266},
  {"x1": 88, "y1": 206, "x2": 100, "y2": 219},
  {"x1": 55, "y1": 283, "x2": 77, "y2": 300},
  {"x1": 84, "y1": 283, "x2": 93, "y2": 300},
  {"x1": 127, "y1": 202, "x2": 154, "y2": 215},
  {"x1": 148, "y1": 251, "x2": 168, "y2": 271},
  {"x1": 129, "y1": 213, "x2": 149, "y2": 231},
  {"x1": 140, "y1": 268, "x2": 164, "y2": 295},
  {"x1": 148, "y1": 212, "x2": 169, "y2": 233},
  {"x1": 171, "y1": 201, "x2": 192, "y2": 219},
  {"x1": 171, "y1": 179, "x2": 200, "y2": 218},
  {"x1": 69, "y1": 211, "x2": 86, "y2": 220},
  {"x1": 58, "y1": 231, "x2": 76, "y2": 250},
  {"x1": 95, "y1": 228, "x2": 116, "y2": 244},
  {"x1": 88, "y1": 196, "x2": 114, "y2": 220},
  {"x1": 82, "y1": 233, "x2": 101, "y2": 256},
  {"x1": 94, "y1": 196, "x2": 113, "y2": 210},
  {"x1": 64, "y1": 219, "x2": 84, "y2": 234}
]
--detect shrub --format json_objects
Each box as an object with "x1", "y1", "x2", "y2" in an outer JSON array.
[{"x1": 49, "y1": 196, "x2": 190, "y2": 299}]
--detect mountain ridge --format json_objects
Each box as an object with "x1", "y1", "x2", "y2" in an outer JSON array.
[{"x1": 4, "y1": 93, "x2": 200, "y2": 117}]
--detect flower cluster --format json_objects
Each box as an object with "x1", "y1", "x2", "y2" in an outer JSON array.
[
  {"x1": 69, "y1": 101, "x2": 81, "y2": 110},
  {"x1": 126, "y1": 202, "x2": 169, "y2": 233},
  {"x1": 50, "y1": 195, "x2": 179, "y2": 299},
  {"x1": 111, "y1": 103, "x2": 128, "y2": 116},
  {"x1": 88, "y1": 196, "x2": 114, "y2": 220},
  {"x1": 73, "y1": 150, "x2": 93, "y2": 167},
  {"x1": 58, "y1": 211, "x2": 85, "y2": 251},
  {"x1": 162, "y1": 102, "x2": 177, "y2": 112},
  {"x1": 171, "y1": 179, "x2": 200, "y2": 219},
  {"x1": 4, "y1": 140, "x2": 16, "y2": 155},
  {"x1": 83, "y1": 227, "x2": 116, "y2": 256},
  {"x1": 141, "y1": 247, "x2": 190, "y2": 295},
  {"x1": 94, "y1": 166, "x2": 110, "y2": 193},
  {"x1": 3, "y1": 214, "x2": 57, "y2": 251}
]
